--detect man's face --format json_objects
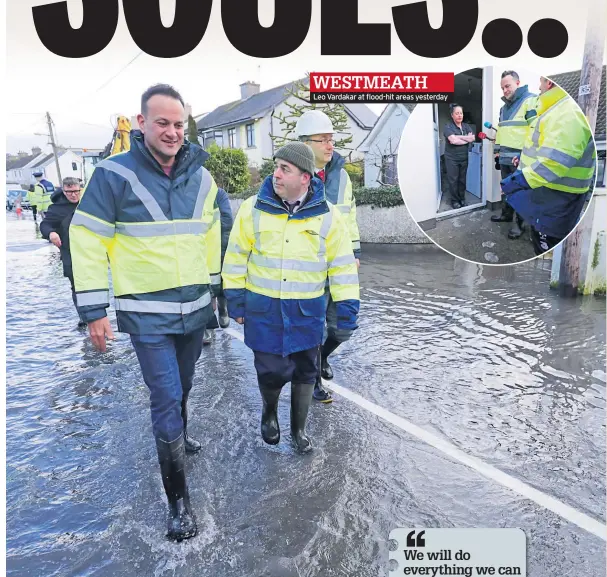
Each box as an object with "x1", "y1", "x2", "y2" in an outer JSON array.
[
  {"x1": 137, "y1": 95, "x2": 185, "y2": 162},
  {"x1": 63, "y1": 183, "x2": 81, "y2": 204},
  {"x1": 273, "y1": 159, "x2": 309, "y2": 200},
  {"x1": 539, "y1": 77, "x2": 553, "y2": 94},
  {"x1": 305, "y1": 133, "x2": 335, "y2": 167},
  {"x1": 501, "y1": 75, "x2": 520, "y2": 100}
]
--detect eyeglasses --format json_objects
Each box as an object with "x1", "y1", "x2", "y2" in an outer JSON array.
[
  {"x1": 64, "y1": 189, "x2": 81, "y2": 194},
  {"x1": 306, "y1": 138, "x2": 336, "y2": 146}
]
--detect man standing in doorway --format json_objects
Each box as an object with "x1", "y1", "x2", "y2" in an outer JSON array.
[
  {"x1": 501, "y1": 76, "x2": 595, "y2": 255},
  {"x1": 491, "y1": 71, "x2": 537, "y2": 239},
  {"x1": 295, "y1": 110, "x2": 361, "y2": 403},
  {"x1": 70, "y1": 84, "x2": 221, "y2": 542},
  {"x1": 222, "y1": 142, "x2": 359, "y2": 452}
]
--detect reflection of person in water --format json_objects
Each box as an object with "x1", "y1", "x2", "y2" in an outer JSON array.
[{"x1": 443, "y1": 104, "x2": 475, "y2": 209}]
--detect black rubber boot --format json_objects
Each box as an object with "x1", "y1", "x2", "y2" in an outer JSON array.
[
  {"x1": 320, "y1": 337, "x2": 341, "y2": 380},
  {"x1": 258, "y1": 380, "x2": 283, "y2": 445},
  {"x1": 291, "y1": 383, "x2": 314, "y2": 453},
  {"x1": 217, "y1": 296, "x2": 230, "y2": 328},
  {"x1": 313, "y1": 346, "x2": 333, "y2": 403},
  {"x1": 491, "y1": 201, "x2": 514, "y2": 222},
  {"x1": 155, "y1": 434, "x2": 198, "y2": 541},
  {"x1": 181, "y1": 395, "x2": 201, "y2": 453},
  {"x1": 508, "y1": 215, "x2": 525, "y2": 239}
]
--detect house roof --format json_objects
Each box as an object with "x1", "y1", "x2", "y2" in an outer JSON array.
[
  {"x1": 548, "y1": 66, "x2": 606, "y2": 142},
  {"x1": 197, "y1": 78, "x2": 378, "y2": 132},
  {"x1": 6, "y1": 155, "x2": 36, "y2": 170},
  {"x1": 358, "y1": 103, "x2": 415, "y2": 152},
  {"x1": 30, "y1": 150, "x2": 68, "y2": 169}
]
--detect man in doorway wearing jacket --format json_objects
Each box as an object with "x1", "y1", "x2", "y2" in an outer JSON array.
[
  {"x1": 295, "y1": 110, "x2": 361, "y2": 403},
  {"x1": 222, "y1": 142, "x2": 359, "y2": 452}
]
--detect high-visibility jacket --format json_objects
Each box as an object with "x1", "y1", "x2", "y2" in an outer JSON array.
[
  {"x1": 70, "y1": 130, "x2": 221, "y2": 335},
  {"x1": 222, "y1": 175, "x2": 360, "y2": 356},
  {"x1": 501, "y1": 85, "x2": 596, "y2": 238},
  {"x1": 322, "y1": 152, "x2": 361, "y2": 259},
  {"x1": 495, "y1": 85, "x2": 537, "y2": 165},
  {"x1": 25, "y1": 188, "x2": 39, "y2": 208},
  {"x1": 35, "y1": 178, "x2": 55, "y2": 211}
]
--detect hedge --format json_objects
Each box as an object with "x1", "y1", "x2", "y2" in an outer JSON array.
[{"x1": 229, "y1": 185, "x2": 404, "y2": 208}]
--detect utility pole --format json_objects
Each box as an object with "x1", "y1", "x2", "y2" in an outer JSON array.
[
  {"x1": 46, "y1": 111, "x2": 63, "y2": 185},
  {"x1": 558, "y1": 0, "x2": 606, "y2": 298}
]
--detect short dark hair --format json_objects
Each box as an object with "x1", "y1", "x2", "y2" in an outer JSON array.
[
  {"x1": 62, "y1": 177, "x2": 80, "y2": 187},
  {"x1": 501, "y1": 70, "x2": 520, "y2": 81},
  {"x1": 450, "y1": 103, "x2": 463, "y2": 113},
  {"x1": 141, "y1": 84, "x2": 185, "y2": 116}
]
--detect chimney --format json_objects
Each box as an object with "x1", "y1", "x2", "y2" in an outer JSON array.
[
  {"x1": 31, "y1": 146, "x2": 41, "y2": 156},
  {"x1": 240, "y1": 81, "x2": 260, "y2": 100}
]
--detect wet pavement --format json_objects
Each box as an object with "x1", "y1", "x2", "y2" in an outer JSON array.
[{"x1": 5, "y1": 212, "x2": 606, "y2": 577}]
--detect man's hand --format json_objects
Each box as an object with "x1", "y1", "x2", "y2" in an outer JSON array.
[
  {"x1": 355, "y1": 258, "x2": 360, "y2": 269},
  {"x1": 88, "y1": 317, "x2": 115, "y2": 352},
  {"x1": 236, "y1": 317, "x2": 244, "y2": 325},
  {"x1": 49, "y1": 232, "x2": 62, "y2": 248},
  {"x1": 513, "y1": 157, "x2": 520, "y2": 168}
]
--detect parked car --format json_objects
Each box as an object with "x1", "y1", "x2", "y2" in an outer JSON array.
[{"x1": 6, "y1": 188, "x2": 31, "y2": 210}]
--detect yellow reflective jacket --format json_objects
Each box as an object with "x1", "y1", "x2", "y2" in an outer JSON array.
[
  {"x1": 35, "y1": 179, "x2": 55, "y2": 211},
  {"x1": 322, "y1": 153, "x2": 361, "y2": 258},
  {"x1": 222, "y1": 176, "x2": 360, "y2": 356},
  {"x1": 70, "y1": 132, "x2": 220, "y2": 334},
  {"x1": 520, "y1": 85, "x2": 595, "y2": 194},
  {"x1": 495, "y1": 85, "x2": 537, "y2": 165}
]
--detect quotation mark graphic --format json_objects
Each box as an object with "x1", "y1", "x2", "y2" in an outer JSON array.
[{"x1": 407, "y1": 530, "x2": 426, "y2": 547}]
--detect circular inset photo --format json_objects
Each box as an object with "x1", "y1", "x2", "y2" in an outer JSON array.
[{"x1": 397, "y1": 66, "x2": 600, "y2": 265}]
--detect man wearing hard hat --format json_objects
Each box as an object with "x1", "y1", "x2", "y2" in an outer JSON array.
[{"x1": 295, "y1": 110, "x2": 361, "y2": 403}]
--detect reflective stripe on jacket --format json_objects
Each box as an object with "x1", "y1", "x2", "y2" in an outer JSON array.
[
  {"x1": 519, "y1": 86, "x2": 596, "y2": 194},
  {"x1": 323, "y1": 152, "x2": 361, "y2": 258},
  {"x1": 70, "y1": 131, "x2": 220, "y2": 334},
  {"x1": 222, "y1": 175, "x2": 360, "y2": 356},
  {"x1": 495, "y1": 85, "x2": 537, "y2": 165}
]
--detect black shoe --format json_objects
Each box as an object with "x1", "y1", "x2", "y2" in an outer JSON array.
[
  {"x1": 459, "y1": 200, "x2": 467, "y2": 207},
  {"x1": 313, "y1": 382, "x2": 333, "y2": 403},
  {"x1": 217, "y1": 296, "x2": 230, "y2": 329},
  {"x1": 320, "y1": 358, "x2": 333, "y2": 380},
  {"x1": 202, "y1": 329, "x2": 213, "y2": 345},
  {"x1": 508, "y1": 219, "x2": 525, "y2": 239},
  {"x1": 491, "y1": 214, "x2": 513, "y2": 222},
  {"x1": 258, "y1": 381, "x2": 282, "y2": 445},
  {"x1": 181, "y1": 397, "x2": 202, "y2": 454},
  {"x1": 451, "y1": 201, "x2": 460, "y2": 209},
  {"x1": 291, "y1": 383, "x2": 314, "y2": 453},
  {"x1": 155, "y1": 434, "x2": 198, "y2": 541}
]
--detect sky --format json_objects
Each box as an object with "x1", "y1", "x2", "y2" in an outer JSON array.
[{"x1": 6, "y1": 0, "x2": 604, "y2": 154}]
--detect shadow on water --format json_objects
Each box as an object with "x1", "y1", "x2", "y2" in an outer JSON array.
[{"x1": 6, "y1": 216, "x2": 606, "y2": 577}]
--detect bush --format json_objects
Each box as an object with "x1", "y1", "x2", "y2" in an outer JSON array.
[
  {"x1": 344, "y1": 161, "x2": 364, "y2": 188},
  {"x1": 259, "y1": 159, "x2": 275, "y2": 180},
  {"x1": 353, "y1": 185, "x2": 403, "y2": 208},
  {"x1": 204, "y1": 143, "x2": 250, "y2": 193}
]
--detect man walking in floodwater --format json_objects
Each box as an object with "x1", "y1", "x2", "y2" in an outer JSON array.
[
  {"x1": 222, "y1": 142, "x2": 359, "y2": 453},
  {"x1": 70, "y1": 84, "x2": 221, "y2": 542}
]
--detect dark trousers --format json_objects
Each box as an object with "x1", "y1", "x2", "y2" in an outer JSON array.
[
  {"x1": 254, "y1": 347, "x2": 319, "y2": 387},
  {"x1": 500, "y1": 165, "x2": 519, "y2": 221},
  {"x1": 31, "y1": 206, "x2": 37, "y2": 220},
  {"x1": 445, "y1": 157, "x2": 468, "y2": 203},
  {"x1": 530, "y1": 228, "x2": 563, "y2": 256},
  {"x1": 130, "y1": 328, "x2": 206, "y2": 441}
]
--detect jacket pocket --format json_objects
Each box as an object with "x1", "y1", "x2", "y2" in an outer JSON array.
[
  {"x1": 298, "y1": 297, "x2": 325, "y2": 318},
  {"x1": 245, "y1": 291, "x2": 273, "y2": 313}
]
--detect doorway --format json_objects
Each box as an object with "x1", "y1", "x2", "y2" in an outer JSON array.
[{"x1": 436, "y1": 68, "x2": 484, "y2": 216}]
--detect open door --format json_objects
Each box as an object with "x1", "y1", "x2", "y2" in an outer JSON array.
[{"x1": 433, "y1": 104, "x2": 443, "y2": 211}]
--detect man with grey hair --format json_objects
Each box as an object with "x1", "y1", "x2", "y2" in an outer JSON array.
[{"x1": 40, "y1": 177, "x2": 86, "y2": 327}]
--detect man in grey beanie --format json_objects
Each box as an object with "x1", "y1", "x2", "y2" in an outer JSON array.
[{"x1": 222, "y1": 142, "x2": 360, "y2": 453}]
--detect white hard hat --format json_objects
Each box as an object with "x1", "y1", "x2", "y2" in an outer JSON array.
[{"x1": 295, "y1": 109, "x2": 334, "y2": 138}]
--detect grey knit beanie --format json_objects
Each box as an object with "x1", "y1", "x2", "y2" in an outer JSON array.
[{"x1": 273, "y1": 142, "x2": 315, "y2": 176}]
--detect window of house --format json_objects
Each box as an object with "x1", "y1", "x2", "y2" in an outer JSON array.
[
  {"x1": 227, "y1": 128, "x2": 236, "y2": 148},
  {"x1": 246, "y1": 123, "x2": 255, "y2": 147},
  {"x1": 596, "y1": 154, "x2": 606, "y2": 188},
  {"x1": 72, "y1": 162, "x2": 78, "y2": 171}
]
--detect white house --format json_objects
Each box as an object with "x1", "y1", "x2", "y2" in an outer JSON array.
[
  {"x1": 25, "y1": 149, "x2": 85, "y2": 187},
  {"x1": 196, "y1": 80, "x2": 377, "y2": 168},
  {"x1": 398, "y1": 67, "x2": 549, "y2": 230},
  {"x1": 358, "y1": 103, "x2": 415, "y2": 188}
]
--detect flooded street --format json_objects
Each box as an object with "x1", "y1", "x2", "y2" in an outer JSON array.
[{"x1": 6, "y1": 213, "x2": 606, "y2": 577}]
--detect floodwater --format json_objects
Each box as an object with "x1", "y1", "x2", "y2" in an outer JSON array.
[{"x1": 6, "y1": 213, "x2": 606, "y2": 577}]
